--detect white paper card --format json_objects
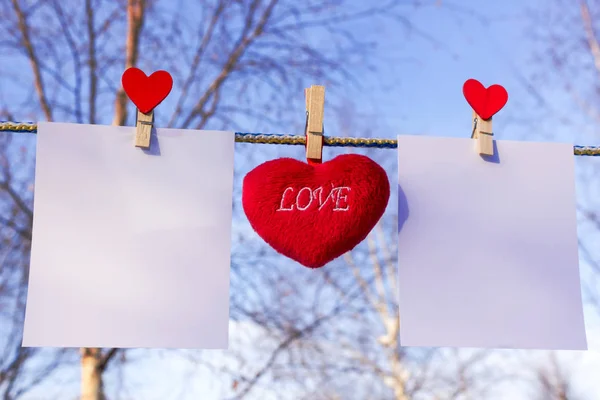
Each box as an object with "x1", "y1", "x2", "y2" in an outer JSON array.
[
  {"x1": 397, "y1": 135, "x2": 587, "y2": 349},
  {"x1": 23, "y1": 122, "x2": 235, "y2": 348}
]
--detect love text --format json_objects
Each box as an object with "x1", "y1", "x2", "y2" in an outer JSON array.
[{"x1": 276, "y1": 184, "x2": 351, "y2": 212}]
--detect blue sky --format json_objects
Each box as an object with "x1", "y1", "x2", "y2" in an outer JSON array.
[
  {"x1": 312, "y1": 0, "x2": 593, "y2": 146},
  {"x1": 7, "y1": 0, "x2": 600, "y2": 398},
  {"x1": 319, "y1": 1, "x2": 529, "y2": 139}
]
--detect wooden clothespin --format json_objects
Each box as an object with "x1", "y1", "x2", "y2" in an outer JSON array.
[
  {"x1": 135, "y1": 110, "x2": 154, "y2": 148},
  {"x1": 471, "y1": 111, "x2": 494, "y2": 156},
  {"x1": 304, "y1": 85, "x2": 325, "y2": 163}
]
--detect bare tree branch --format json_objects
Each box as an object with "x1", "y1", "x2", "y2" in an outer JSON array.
[
  {"x1": 168, "y1": 0, "x2": 227, "y2": 127},
  {"x1": 112, "y1": 0, "x2": 146, "y2": 126},
  {"x1": 10, "y1": 0, "x2": 54, "y2": 121},
  {"x1": 97, "y1": 348, "x2": 120, "y2": 373},
  {"x1": 180, "y1": 0, "x2": 279, "y2": 129},
  {"x1": 86, "y1": 0, "x2": 98, "y2": 124}
]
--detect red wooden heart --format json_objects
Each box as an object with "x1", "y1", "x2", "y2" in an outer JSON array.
[
  {"x1": 462, "y1": 79, "x2": 508, "y2": 120},
  {"x1": 122, "y1": 68, "x2": 173, "y2": 114},
  {"x1": 242, "y1": 154, "x2": 390, "y2": 269}
]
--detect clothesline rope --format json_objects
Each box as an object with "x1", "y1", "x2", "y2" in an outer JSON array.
[{"x1": 1, "y1": 121, "x2": 599, "y2": 156}]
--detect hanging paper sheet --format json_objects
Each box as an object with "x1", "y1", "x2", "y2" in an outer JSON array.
[
  {"x1": 23, "y1": 122, "x2": 234, "y2": 349},
  {"x1": 396, "y1": 135, "x2": 587, "y2": 350}
]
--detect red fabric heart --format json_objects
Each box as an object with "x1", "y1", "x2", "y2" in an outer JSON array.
[
  {"x1": 242, "y1": 154, "x2": 390, "y2": 269},
  {"x1": 462, "y1": 79, "x2": 508, "y2": 120},
  {"x1": 122, "y1": 68, "x2": 173, "y2": 114}
]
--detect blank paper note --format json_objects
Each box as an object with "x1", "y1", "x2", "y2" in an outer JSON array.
[
  {"x1": 397, "y1": 135, "x2": 587, "y2": 350},
  {"x1": 23, "y1": 122, "x2": 235, "y2": 348}
]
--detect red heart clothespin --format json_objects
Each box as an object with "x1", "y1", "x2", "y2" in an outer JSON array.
[
  {"x1": 462, "y1": 79, "x2": 508, "y2": 156},
  {"x1": 122, "y1": 68, "x2": 173, "y2": 148},
  {"x1": 462, "y1": 79, "x2": 508, "y2": 120},
  {"x1": 122, "y1": 68, "x2": 173, "y2": 114}
]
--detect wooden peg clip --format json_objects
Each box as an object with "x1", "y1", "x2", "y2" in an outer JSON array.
[
  {"x1": 471, "y1": 111, "x2": 494, "y2": 156},
  {"x1": 304, "y1": 85, "x2": 325, "y2": 162},
  {"x1": 135, "y1": 109, "x2": 154, "y2": 148}
]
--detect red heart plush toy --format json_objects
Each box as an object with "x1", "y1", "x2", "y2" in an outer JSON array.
[{"x1": 242, "y1": 154, "x2": 390, "y2": 269}]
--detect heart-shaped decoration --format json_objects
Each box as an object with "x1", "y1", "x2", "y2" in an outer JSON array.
[
  {"x1": 462, "y1": 79, "x2": 508, "y2": 120},
  {"x1": 122, "y1": 68, "x2": 173, "y2": 114},
  {"x1": 242, "y1": 154, "x2": 390, "y2": 269}
]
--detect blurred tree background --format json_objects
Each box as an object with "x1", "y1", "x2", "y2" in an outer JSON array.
[{"x1": 0, "y1": 0, "x2": 599, "y2": 399}]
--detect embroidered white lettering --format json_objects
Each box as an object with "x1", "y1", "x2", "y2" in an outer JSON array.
[
  {"x1": 276, "y1": 187, "x2": 295, "y2": 211},
  {"x1": 333, "y1": 187, "x2": 351, "y2": 211},
  {"x1": 296, "y1": 187, "x2": 313, "y2": 210},
  {"x1": 276, "y1": 185, "x2": 350, "y2": 212}
]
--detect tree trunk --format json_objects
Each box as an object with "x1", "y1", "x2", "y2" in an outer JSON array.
[
  {"x1": 81, "y1": 348, "x2": 104, "y2": 400},
  {"x1": 112, "y1": 0, "x2": 146, "y2": 126}
]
